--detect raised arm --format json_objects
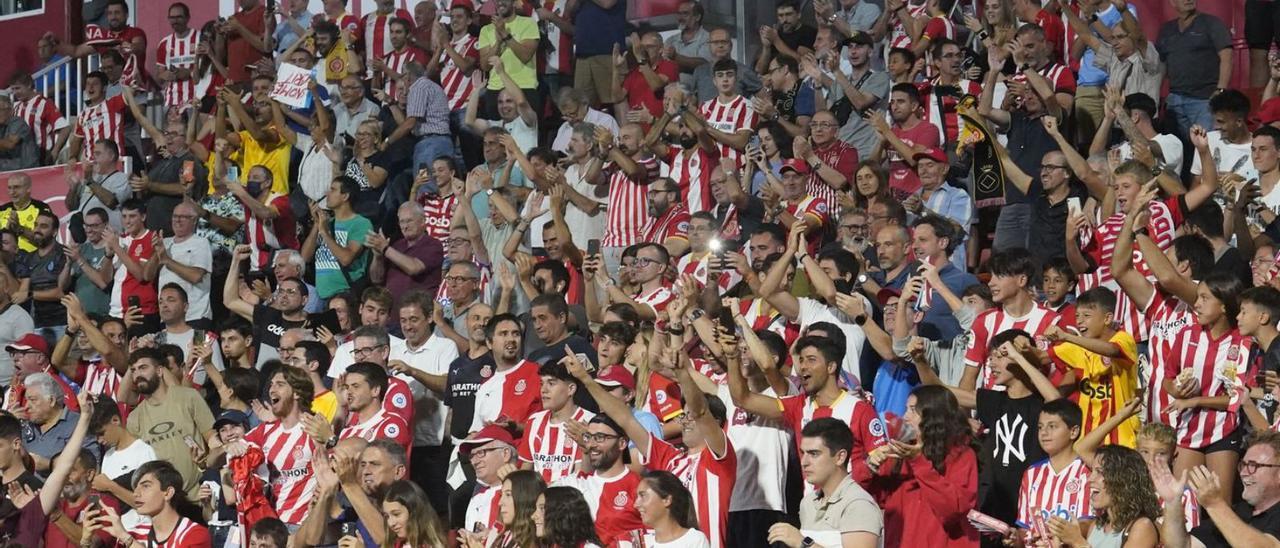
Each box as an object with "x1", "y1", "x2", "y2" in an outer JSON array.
[
  {"x1": 222, "y1": 245, "x2": 255, "y2": 320},
  {"x1": 563, "y1": 348, "x2": 654, "y2": 455}
]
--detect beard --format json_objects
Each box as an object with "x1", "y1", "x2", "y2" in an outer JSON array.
[
  {"x1": 134, "y1": 375, "x2": 159, "y2": 395},
  {"x1": 62, "y1": 481, "x2": 87, "y2": 500},
  {"x1": 678, "y1": 134, "x2": 698, "y2": 149}
]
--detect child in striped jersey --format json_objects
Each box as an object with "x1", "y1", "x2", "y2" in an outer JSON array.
[{"x1": 1015, "y1": 399, "x2": 1093, "y2": 543}]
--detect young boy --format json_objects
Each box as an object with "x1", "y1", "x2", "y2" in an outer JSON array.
[
  {"x1": 916, "y1": 328, "x2": 1061, "y2": 532},
  {"x1": 1042, "y1": 258, "x2": 1077, "y2": 328},
  {"x1": 1015, "y1": 399, "x2": 1093, "y2": 542},
  {"x1": 1045, "y1": 287, "x2": 1140, "y2": 446},
  {"x1": 1239, "y1": 286, "x2": 1280, "y2": 425}
]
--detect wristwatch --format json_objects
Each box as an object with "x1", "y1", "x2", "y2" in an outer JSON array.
[
  {"x1": 801, "y1": 537, "x2": 816, "y2": 548},
  {"x1": 856, "y1": 273, "x2": 869, "y2": 286}
]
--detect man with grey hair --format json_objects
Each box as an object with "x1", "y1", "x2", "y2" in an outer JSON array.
[
  {"x1": 367, "y1": 202, "x2": 445, "y2": 324},
  {"x1": 552, "y1": 87, "x2": 620, "y2": 152},
  {"x1": 323, "y1": 324, "x2": 416, "y2": 427},
  {"x1": 558, "y1": 121, "x2": 608, "y2": 244},
  {"x1": 21, "y1": 372, "x2": 98, "y2": 473},
  {"x1": 664, "y1": 1, "x2": 714, "y2": 87},
  {"x1": 271, "y1": 250, "x2": 322, "y2": 313},
  {"x1": 458, "y1": 424, "x2": 521, "y2": 532},
  {"x1": 692, "y1": 27, "x2": 762, "y2": 103},
  {"x1": 154, "y1": 201, "x2": 213, "y2": 322},
  {"x1": 0, "y1": 95, "x2": 39, "y2": 171}
]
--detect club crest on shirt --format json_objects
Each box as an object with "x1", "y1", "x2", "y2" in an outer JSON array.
[
  {"x1": 384, "y1": 423, "x2": 400, "y2": 438},
  {"x1": 1065, "y1": 479, "x2": 1082, "y2": 494},
  {"x1": 654, "y1": 390, "x2": 668, "y2": 404},
  {"x1": 868, "y1": 418, "x2": 885, "y2": 438},
  {"x1": 514, "y1": 379, "x2": 527, "y2": 395},
  {"x1": 293, "y1": 447, "x2": 306, "y2": 461},
  {"x1": 480, "y1": 365, "x2": 493, "y2": 378},
  {"x1": 613, "y1": 490, "x2": 629, "y2": 509}
]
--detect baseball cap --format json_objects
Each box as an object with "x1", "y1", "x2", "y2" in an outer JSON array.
[
  {"x1": 843, "y1": 31, "x2": 874, "y2": 47},
  {"x1": 1260, "y1": 98, "x2": 1280, "y2": 126},
  {"x1": 459, "y1": 424, "x2": 517, "y2": 455},
  {"x1": 6, "y1": 333, "x2": 49, "y2": 357},
  {"x1": 213, "y1": 409, "x2": 250, "y2": 430},
  {"x1": 594, "y1": 365, "x2": 636, "y2": 391},
  {"x1": 450, "y1": 0, "x2": 476, "y2": 11},
  {"x1": 876, "y1": 287, "x2": 902, "y2": 307},
  {"x1": 913, "y1": 147, "x2": 948, "y2": 164},
  {"x1": 779, "y1": 158, "x2": 811, "y2": 175}
]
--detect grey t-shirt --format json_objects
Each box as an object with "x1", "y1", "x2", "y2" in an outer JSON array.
[
  {"x1": 0, "y1": 117, "x2": 38, "y2": 171},
  {"x1": 0, "y1": 305, "x2": 33, "y2": 386},
  {"x1": 833, "y1": 69, "x2": 891, "y2": 159},
  {"x1": 1155, "y1": 12, "x2": 1231, "y2": 98}
]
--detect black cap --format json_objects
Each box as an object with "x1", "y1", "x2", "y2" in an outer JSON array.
[
  {"x1": 843, "y1": 31, "x2": 874, "y2": 47},
  {"x1": 213, "y1": 409, "x2": 251, "y2": 430}
]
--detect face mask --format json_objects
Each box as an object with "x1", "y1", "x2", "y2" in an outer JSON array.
[{"x1": 246, "y1": 181, "x2": 263, "y2": 196}]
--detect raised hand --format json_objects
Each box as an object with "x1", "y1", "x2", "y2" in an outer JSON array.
[{"x1": 1189, "y1": 124, "x2": 1209, "y2": 150}]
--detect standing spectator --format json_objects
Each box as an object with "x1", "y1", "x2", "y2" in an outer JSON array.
[
  {"x1": 469, "y1": 314, "x2": 543, "y2": 432},
  {"x1": 465, "y1": 65, "x2": 539, "y2": 153},
  {"x1": 798, "y1": 110, "x2": 858, "y2": 210},
  {"x1": 692, "y1": 28, "x2": 762, "y2": 103},
  {"x1": 830, "y1": 31, "x2": 890, "y2": 160},
  {"x1": 664, "y1": 1, "x2": 713, "y2": 88},
  {"x1": 20, "y1": 372, "x2": 98, "y2": 474},
  {"x1": 918, "y1": 39, "x2": 982, "y2": 146},
  {"x1": 312, "y1": 21, "x2": 364, "y2": 91},
  {"x1": 478, "y1": 0, "x2": 540, "y2": 117},
  {"x1": 221, "y1": 0, "x2": 270, "y2": 84},
  {"x1": 105, "y1": 200, "x2": 159, "y2": 330},
  {"x1": 125, "y1": 347, "x2": 217, "y2": 496},
  {"x1": 359, "y1": 0, "x2": 415, "y2": 80},
  {"x1": 823, "y1": 0, "x2": 882, "y2": 38},
  {"x1": 552, "y1": 415, "x2": 646, "y2": 544},
  {"x1": 368, "y1": 203, "x2": 446, "y2": 316},
  {"x1": 700, "y1": 59, "x2": 758, "y2": 166},
  {"x1": 8, "y1": 72, "x2": 70, "y2": 164},
  {"x1": 1156, "y1": 0, "x2": 1232, "y2": 138},
  {"x1": 228, "y1": 172, "x2": 297, "y2": 272},
  {"x1": 766, "y1": 417, "x2": 884, "y2": 548},
  {"x1": 870, "y1": 84, "x2": 939, "y2": 200},
  {"x1": 554, "y1": 88, "x2": 619, "y2": 153},
  {"x1": 87, "y1": 395, "x2": 157, "y2": 504},
  {"x1": 571, "y1": 0, "x2": 627, "y2": 108},
  {"x1": 754, "y1": 56, "x2": 816, "y2": 139},
  {"x1": 372, "y1": 17, "x2": 426, "y2": 100},
  {"x1": 154, "y1": 3, "x2": 201, "y2": 113},
  {"x1": 155, "y1": 202, "x2": 213, "y2": 322},
  {"x1": 0, "y1": 97, "x2": 37, "y2": 171},
  {"x1": 66, "y1": 72, "x2": 126, "y2": 163},
  {"x1": 12, "y1": 210, "x2": 68, "y2": 345},
  {"x1": 614, "y1": 31, "x2": 680, "y2": 127},
  {"x1": 87, "y1": 460, "x2": 211, "y2": 546},
  {"x1": 757, "y1": 1, "x2": 817, "y2": 78},
  {"x1": 66, "y1": 140, "x2": 130, "y2": 235},
  {"x1": 401, "y1": 63, "x2": 455, "y2": 174},
  {"x1": 334, "y1": 75, "x2": 379, "y2": 142},
  {"x1": 122, "y1": 87, "x2": 211, "y2": 235},
  {"x1": 271, "y1": 0, "x2": 313, "y2": 54},
  {"x1": 429, "y1": 2, "x2": 478, "y2": 160},
  {"x1": 67, "y1": 209, "x2": 114, "y2": 318},
  {"x1": 304, "y1": 177, "x2": 373, "y2": 300},
  {"x1": 217, "y1": 88, "x2": 290, "y2": 196}
]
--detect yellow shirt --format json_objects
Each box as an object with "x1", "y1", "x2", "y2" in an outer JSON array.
[
  {"x1": 0, "y1": 201, "x2": 46, "y2": 252},
  {"x1": 312, "y1": 390, "x2": 339, "y2": 422},
  {"x1": 237, "y1": 130, "x2": 290, "y2": 195},
  {"x1": 1052, "y1": 330, "x2": 1140, "y2": 447},
  {"x1": 478, "y1": 16, "x2": 541, "y2": 90}
]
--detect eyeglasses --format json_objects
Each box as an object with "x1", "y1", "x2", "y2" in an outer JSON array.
[
  {"x1": 83, "y1": 222, "x2": 104, "y2": 229},
  {"x1": 352, "y1": 344, "x2": 386, "y2": 357},
  {"x1": 632, "y1": 257, "x2": 663, "y2": 267},
  {"x1": 708, "y1": 40, "x2": 731, "y2": 46},
  {"x1": 446, "y1": 237, "x2": 470, "y2": 246},
  {"x1": 278, "y1": 346, "x2": 296, "y2": 354},
  {"x1": 445, "y1": 275, "x2": 478, "y2": 284},
  {"x1": 581, "y1": 433, "x2": 622, "y2": 443},
  {"x1": 1239, "y1": 460, "x2": 1280, "y2": 474},
  {"x1": 1040, "y1": 164, "x2": 1069, "y2": 172},
  {"x1": 277, "y1": 287, "x2": 302, "y2": 296},
  {"x1": 468, "y1": 446, "x2": 506, "y2": 460},
  {"x1": 839, "y1": 223, "x2": 869, "y2": 231}
]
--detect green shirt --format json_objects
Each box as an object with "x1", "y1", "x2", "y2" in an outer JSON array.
[
  {"x1": 478, "y1": 16, "x2": 540, "y2": 90},
  {"x1": 315, "y1": 214, "x2": 372, "y2": 298},
  {"x1": 72, "y1": 242, "x2": 111, "y2": 317}
]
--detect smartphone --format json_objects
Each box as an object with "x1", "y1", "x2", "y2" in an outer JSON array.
[
  {"x1": 709, "y1": 238, "x2": 724, "y2": 258},
  {"x1": 87, "y1": 494, "x2": 100, "y2": 507},
  {"x1": 1067, "y1": 197, "x2": 1082, "y2": 218},
  {"x1": 341, "y1": 523, "x2": 358, "y2": 537},
  {"x1": 587, "y1": 239, "x2": 601, "y2": 256},
  {"x1": 716, "y1": 306, "x2": 735, "y2": 329},
  {"x1": 193, "y1": 330, "x2": 206, "y2": 349},
  {"x1": 127, "y1": 295, "x2": 141, "y2": 310},
  {"x1": 897, "y1": 421, "x2": 918, "y2": 443},
  {"x1": 226, "y1": 165, "x2": 240, "y2": 183}
]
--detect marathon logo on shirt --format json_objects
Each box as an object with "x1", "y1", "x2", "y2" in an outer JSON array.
[
  {"x1": 451, "y1": 382, "x2": 482, "y2": 398},
  {"x1": 277, "y1": 466, "x2": 310, "y2": 481},
  {"x1": 533, "y1": 453, "x2": 576, "y2": 465}
]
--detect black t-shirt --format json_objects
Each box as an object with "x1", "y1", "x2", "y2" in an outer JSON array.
[
  {"x1": 251, "y1": 304, "x2": 339, "y2": 357},
  {"x1": 714, "y1": 197, "x2": 766, "y2": 248},
  {"x1": 445, "y1": 351, "x2": 496, "y2": 440},
  {"x1": 1192, "y1": 499, "x2": 1280, "y2": 548},
  {"x1": 521, "y1": 306, "x2": 591, "y2": 355},
  {"x1": 1005, "y1": 113, "x2": 1059, "y2": 204},
  {"x1": 13, "y1": 246, "x2": 68, "y2": 327},
  {"x1": 975, "y1": 389, "x2": 1046, "y2": 524},
  {"x1": 0, "y1": 471, "x2": 43, "y2": 527},
  {"x1": 1215, "y1": 245, "x2": 1253, "y2": 289},
  {"x1": 1252, "y1": 339, "x2": 1280, "y2": 424},
  {"x1": 778, "y1": 25, "x2": 817, "y2": 56},
  {"x1": 527, "y1": 334, "x2": 601, "y2": 413},
  {"x1": 1029, "y1": 182, "x2": 1089, "y2": 265},
  {"x1": 145, "y1": 152, "x2": 209, "y2": 234}
]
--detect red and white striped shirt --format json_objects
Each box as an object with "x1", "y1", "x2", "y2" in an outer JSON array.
[
  {"x1": 359, "y1": 10, "x2": 415, "y2": 74},
  {"x1": 244, "y1": 421, "x2": 317, "y2": 525},
  {"x1": 602, "y1": 155, "x2": 659, "y2": 247},
  {"x1": 340, "y1": 406, "x2": 413, "y2": 451},
  {"x1": 519, "y1": 407, "x2": 595, "y2": 483},
  {"x1": 787, "y1": 195, "x2": 830, "y2": 254},
  {"x1": 418, "y1": 191, "x2": 457, "y2": 241},
  {"x1": 888, "y1": 3, "x2": 929, "y2": 50},
  {"x1": 642, "y1": 204, "x2": 691, "y2": 247},
  {"x1": 779, "y1": 391, "x2": 887, "y2": 483},
  {"x1": 1162, "y1": 325, "x2": 1252, "y2": 449},
  {"x1": 75, "y1": 96, "x2": 128, "y2": 162},
  {"x1": 464, "y1": 482, "x2": 503, "y2": 532},
  {"x1": 127, "y1": 517, "x2": 209, "y2": 547},
  {"x1": 964, "y1": 304, "x2": 1061, "y2": 390},
  {"x1": 381, "y1": 46, "x2": 428, "y2": 99},
  {"x1": 246, "y1": 193, "x2": 298, "y2": 270},
  {"x1": 1016, "y1": 457, "x2": 1094, "y2": 538},
  {"x1": 439, "y1": 34, "x2": 479, "y2": 111},
  {"x1": 635, "y1": 285, "x2": 676, "y2": 320},
  {"x1": 13, "y1": 94, "x2": 66, "y2": 152},
  {"x1": 642, "y1": 371, "x2": 684, "y2": 423},
  {"x1": 809, "y1": 140, "x2": 858, "y2": 210},
  {"x1": 156, "y1": 29, "x2": 201, "y2": 110},
  {"x1": 666, "y1": 145, "x2": 719, "y2": 213},
  {"x1": 917, "y1": 78, "x2": 982, "y2": 144},
  {"x1": 82, "y1": 358, "x2": 120, "y2": 399},
  {"x1": 538, "y1": 0, "x2": 574, "y2": 74},
  {"x1": 676, "y1": 252, "x2": 741, "y2": 295},
  {"x1": 739, "y1": 298, "x2": 801, "y2": 345},
  {"x1": 1009, "y1": 62, "x2": 1078, "y2": 98},
  {"x1": 1142, "y1": 289, "x2": 1194, "y2": 425},
  {"x1": 699, "y1": 95, "x2": 757, "y2": 165},
  {"x1": 645, "y1": 435, "x2": 737, "y2": 548},
  {"x1": 554, "y1": 469, "x2": 646, "y2": 545},
  {"x1": 1078, "y1": 198, "x2": 1179, "y2": 295}
]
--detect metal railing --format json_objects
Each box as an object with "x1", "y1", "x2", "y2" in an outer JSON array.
[{"x1": 31, "y1": 52, "x2": 165, "y2": 143}]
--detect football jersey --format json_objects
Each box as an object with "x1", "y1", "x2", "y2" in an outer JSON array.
[
  {"x1": 469, "y1": 360, "x2": 544, "y2": 434},
  {"x1": 359, "y1": 10, "x2": 415, "y2": 73},
  {"x1": 666, "y1": 145, "x2": 719, "y2": 213},
  {"x1": 778, "y1": 391, "x2": 887, "y2": 484},
  {"x1": 645, "y1": 435, "x2": 737, "y2": 548},
  {"x1": 1015, "y1": 457, "x2": 1094, "y2": 539},
  {"x1": 1049, "y1": 330, "x2": 1140, "y2": 447},
  {"x1": 1141, "y1": 289, "x2": 1194, "y2": 425},
  {"x1": 719, "y1": 383, "x2": 792, "y2": 513},
  {"x1": 699, "y1": 95, "x2": 757, "y2": 165},
  {"x1": 964, "y1": 304, "x2": 1061, "y2": 389},
  {"x1": 82, "y1": 358, "x2": 121, "y2": 399},
  {"x1": 418, "y1": 192, "x2": 458, "y2": 241},
  {"x1": 785, "y1": 196, "x2": 829, "y2": 254},
  {"x1": 464, "y1": 482, "x2": 503, "y2": 532},
  {"x1": 439, "y1": 34, "x2": 479, "y2": 111},
  {"x1": 643, "y1": 371, "x2": 684, "y2": 422},
  {"x1": 641, "y1": 204, "x2": 691, "y2": 247},
  {"x1": 601, "y1": 155, "x2": 660, "y2": 248},
  {"x1": 244, "y1": 420, "x2": 317, "y2": 525},
  {"x1": 13, "y1": 94, "x2": 66, "y2": 152},
  {"x1": 340, "y1": 406, "x2": 412, "y2": 452},
  {"x1": 1162, "y1": 325, "x2": 1252, "y2": 449},
  {"x1": 675, "y1": 252, "x2": 741, "y2": 295},
  {"x1": 127, "y1": 517, "x2": 209, "y2": 548},
  {"x1": 155, "y1": 29, "x2": 201, "y2": 109},
  {"x1": 555, "y1": 469, "x2": 646, "y2": 545},
  {"x1": 634, "y1": 285, "x2": 676, "y2": 323},
  {"x1": 75, "y1": 96, "x2": 128, "y2": 162},
  {"x1": 519, "y1": 407, "x2": 596, "y2": 483}
]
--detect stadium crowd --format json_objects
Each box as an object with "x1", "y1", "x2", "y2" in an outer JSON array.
[{"x1": 3, "y1": 0, "x2": 1280, "y2": 546}]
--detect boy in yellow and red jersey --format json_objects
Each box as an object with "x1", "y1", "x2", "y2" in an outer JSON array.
[{"x1": 1045, "y1": 286, "x2": 1141, "y2": 447}]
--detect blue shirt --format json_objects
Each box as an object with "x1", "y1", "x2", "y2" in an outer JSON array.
[
  {"x1": 273, "y1": 11, "x2": 314, "y2": 53},
  {"x1": 572, "y1": 0, "x2": 627, "y2": 57},
  {"x1": 1077, "y1": 4, "x2": 1137, "y2": 87},
  {"x1": 921, "y1": 182, "x2": 974, "y2": 270},
  {"x1": 919, "y1": 263, "x2": 979, "y2": 341},
  {"x1": 873, "y1": 360, "x2": 918, "y2": 418}
]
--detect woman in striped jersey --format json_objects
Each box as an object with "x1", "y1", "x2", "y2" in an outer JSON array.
[{"x1": 1045, "y1": 446, "x2": 1160, "y2": 548}]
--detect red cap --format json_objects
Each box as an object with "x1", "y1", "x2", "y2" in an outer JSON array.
[
  {"x1": 458, "y1": 424, "x2": 517, "y2": 455},
  {"x1": 779, "y1": 158, "x2": 811, "y2": 175},
  {"x1": 1260, "y1": 98, "x2": 1280, "y2": 126},
  {"x1": 876, "y1": 287, "x2": 902, "y2": 307},
  {"x1": 594, "y1": 365, "x2": 636, "y2": 391},
  {"x1": 913, "y1": 147, "x2": 948, "y2": 164},
  {"x1": 6, "y1": 333, "x2": 49, "y2": 357},
  {"x1": 450, "y1": 0, "x2": 475, "y2": 11}
]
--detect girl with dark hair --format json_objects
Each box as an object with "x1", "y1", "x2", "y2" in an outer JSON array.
[
  {"x1": 867, "y1": 384, "x2": 980, "y2": 547},
  {"x1": 1047, "y1": 446, "x2": 1160, "y2": 548},
  {"x1": 380, "y1": 480, "x2": 447, "y2": 548},
  {"x1": 87, "y1": 460, "x2": 211, "y2": 547},
  {"x1": 746, "y1": 121, "x2": 792, "y2": 195},
  {"x1": 635, "y1": 471, "x2": 709, "y2": 547},
  {"x1": 1164, "y1": 271, "x2": 1248, "y2": 488},
  {"x1": 487, "y1": 469, "x2": 545, "y2": 548},
  {"x1": 535, "y1": 486, "x2": 604, "y2": 548}
]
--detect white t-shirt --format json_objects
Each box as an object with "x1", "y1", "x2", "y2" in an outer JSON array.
[
  {"x1": 518, "y1": 194, "x2": 553, "y2": 249},
  {"x1": 645, "y1": 529, "x2": 712, "y2": 548},
  {"x1": 102, "y1": 438, "x2": 157, "y2": 483},
  {"x1": 325, "y1": 334, "x2": 408, "y2": 378},
  {"x1": 1190, "y1": 130, "x2": 1256, "y2": 179},
  {"x1": 719, "y1": 383, "x2": 794, "y2": 512},
  {"x1": 1118, "y1": 133, "x2": 1185, "y2": 175},
  {"x1": 796, "y1": 297, "x2": 869, "y2": 384},
  {"x1": 553, "y1": 108, "x2": 619, "y2": 152},
  {"x1": 400, "y1": 335, "x2": 460, "y2": 447},
  {"x1": 159, "y1": 235, "x2": 213, "y2": 321},
  {"x1": 563, "y1": 161, "x2": 607, "y2": 246}
]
